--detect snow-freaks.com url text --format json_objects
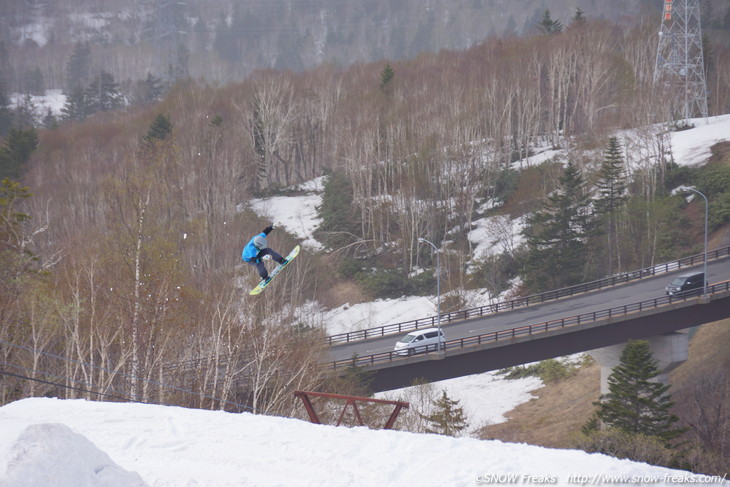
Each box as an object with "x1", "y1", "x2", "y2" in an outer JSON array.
[{"x1": 474, "y1": 473, "x2": 728, "y2": 485}]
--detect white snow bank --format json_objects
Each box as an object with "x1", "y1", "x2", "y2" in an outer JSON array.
[
  {"x1": 0, "y1": 422, "x2": 147, "y2": 487},
  {"x1": 670, "y1": 114, "x2": 730, "y2": 166},
  {"x1": 378, "y1": 370, "x2": 542, "y2": 429},
  {"x1": 468, "y1": 214, "x2": 527, "y2": 260},
  {"x1": 248, "y1": 177, "x2": 325, "y2": 250},
  {"x1": 1, "y1": 398, "x2": 723, "y2": 487},
  {"x1": 319, "y1": 296, "x2": 436, "y2": 336}
]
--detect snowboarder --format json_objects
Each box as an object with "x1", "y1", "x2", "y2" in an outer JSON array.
[{"x1": 242, "y1": 225, "x2": 288, "y2": 282}]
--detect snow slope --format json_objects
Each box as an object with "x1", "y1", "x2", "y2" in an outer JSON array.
[
  {"x1": 669, "y1": 114, "x2": 730, "y2": 166},
  {"x1": 1, "y1": 398, "x2": 726, "y2": 487}
]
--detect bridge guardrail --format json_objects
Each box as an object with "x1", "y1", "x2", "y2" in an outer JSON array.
[
  {"x1": 326, "y1": 280, "x2": 730, "y2": 370},
  {"x1": 325, "y1": 245, "x2": 730, "y2": 346}
]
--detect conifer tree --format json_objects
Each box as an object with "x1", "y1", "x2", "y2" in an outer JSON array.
[
  {"x1": 144, "y1": 72, "x2": 165, "y2": 104},
  {"x1": 0, "y1": 178, "x2": 34, "y2": 285},
  {"x1": 13, "y1": 94, "x2": 36, "y2": 128},
  {"x1": 572, "y1": 8, "x2": 586, "y2": 25},
  {"x1": 0, "y1": 86, "x2": 14, "y2": 137},
  {"x1": 23, "y1": 67, "x2": 45, "y2": 96},
  {"x1": 60, "y1": 86, "x2": 89, "y2": 122},
  {"x1": 0, "y1": 127, "x2": 39, "y2": 180},
  {"x1": 42, "y1": 108, "x2": 58, "y2": 130},
  {"x1": 594, "y1": 340, "x2": 684, "y2": 446},
  {"x1": 522, "y1": 161, "x2": 593, "y2": 291},
  {"x1": 86, "y1": 70, "x2": 124, "y2": 113},
  {"x1": 314, "y1": 171, "x2": 361, "y2": 250},
  {"x1": 594, "y1": 137, "x2": 628, "y2": 275},
  {"x1": 0, "y1": 42, "x2": 11, "y2": 90},
  {"x1": 538, "y1": 10, "x2": 563, "y2": 35},
  {"x1": 380, "y1": 63, "x2": 395, "y2": 90},
  {"x1": 65, "y1": 42, "x2": 91, "y2": 92},
  {"x1": 338, "y1": 354, "x2": 375, "y2": 397},
  {"x1": 143, "y1": 114, "x2": 173, "y2": 143},
  {"x1": 420, "y1": 389, "x2": 469, "y2": 436}
]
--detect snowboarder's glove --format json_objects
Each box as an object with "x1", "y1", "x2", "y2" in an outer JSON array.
[{"x1": 263, "y1": 225, "x2": 274, "y2": 235}]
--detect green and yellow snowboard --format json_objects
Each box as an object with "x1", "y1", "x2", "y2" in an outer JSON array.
[{"x1": 249, "y1": 245, "x2": 300, "y2": 296}]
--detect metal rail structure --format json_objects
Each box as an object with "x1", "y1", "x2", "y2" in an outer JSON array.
[
  {"x1": 325, "y1": 245, "x2": 730, "y2": 345},
  {"x1": 294, "y1": 391, "x2": 409, "y2": 429},
  {"x1": 327, "y1": 279, "x2": 730, "y2": 372}
]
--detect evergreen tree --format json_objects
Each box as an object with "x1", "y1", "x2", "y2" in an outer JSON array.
[
  {"x1": 538, "y1": 10, "x2": 563, "y2": 35},
  {"x1": 338, "y1": 355, "x2": 375, "y2": 397},
  {"x1": 143, "y1": 114, "x2": 173, "y2": 143},
  {"x1": 380, "y1": 63, "x2": 395, "y2": 90},
  {"x1": 42, "y1": 108, "x2": 58, "y2": 130},
  {"x1": 86, "y1": 70, "x2": 124, "y2": 113},
  {"x1": 60, "y1": 86, "x2": 90, "y2": 122},
  {"x1": 572, "y1": 8, "x2": 586, "y2": 25},
  {"x1": 0, "y1": 127, "x2": 39, "y2": 180},
  {"x1": 0, "y1": 84, "x2": 13, "y2": 137},
  {"x1": 0, "y1": 178, "x2": 34, "y2": 276},
  {"x1": 144, "y1": 72, "x2": 165, "y2": 104},
  {"x1": 594, "y1": 340, "x2": 684, "y2": 446},
  {"x1": 420, "y1": 390, "x2": 469, "y2": 436},
  {"x1": 0, "y1": 42, "x2": 12, "y2": 91},
  {"x1": 522, "y1": 161, "x2": 593, "y2": 292},
  {"x1": 65, "y1": 42, "x2": 91, "y2": 92},
  {"x1": 22, "y1": 67, "x2": 45, "y2": 96},
  {"x1": 13, "y1": 93, "x2": 36, "y2": 128},
  {"x1": 594, "y1": 137, "x2": 628, "y2": 275},
  {"x1": 314, "y1": 171, "x2": 361, "y2": 250}
]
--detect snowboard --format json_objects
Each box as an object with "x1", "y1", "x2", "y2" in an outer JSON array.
[{"x1": 249, "y1": 245, "x2": 301, "y2": 296}]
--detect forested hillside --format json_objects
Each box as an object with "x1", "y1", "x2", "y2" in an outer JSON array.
[
  {"x1": 2, "y1": 7, "x2": 730, "y2": 469},
  {"x1": 2, "y1": 0, "x2": 730, "y2": 92}
]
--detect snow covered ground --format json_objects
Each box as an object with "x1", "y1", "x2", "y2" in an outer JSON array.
[
  {"x1": 2, "y1": 398, "x2": 726, "y2": 487},
  {"x1": 9, "y1": 89, "x2": 65, "y2": 118},
  {"x1": 666, "y1": 114, "x2": 730, "y2": 166},
  {"x1": 376, "y1": 370, "x2": 543, "y2": 430},
  {"x1": 247, "y1": 177, "x2": 326, "y2": 251}
]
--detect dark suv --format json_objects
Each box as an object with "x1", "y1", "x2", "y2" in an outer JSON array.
[{"x1": 665, "y1": 272, "x2": 706, "y2": 296}]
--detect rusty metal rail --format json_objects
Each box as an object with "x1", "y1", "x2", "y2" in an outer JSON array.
[
  {"x1": 324, "y1": 245, "x2": 730, "y2": 345},
  {"x1": 326, "y1": 280, "x2": 730, "y2": 371}
]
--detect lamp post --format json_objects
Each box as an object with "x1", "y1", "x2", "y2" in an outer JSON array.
[
  {"x1": 682, "y1": 187, "x2": 709, "y2": 296},
  {"x1": 418, "y1": 238, "x2": 442, "y2": 352}
]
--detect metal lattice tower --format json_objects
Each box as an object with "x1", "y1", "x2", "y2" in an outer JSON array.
[{"x1": 653, "y1": 0, "x2": 708, "y2": 121}]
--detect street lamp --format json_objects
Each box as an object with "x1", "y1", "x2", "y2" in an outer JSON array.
[
  {"x1": 677, "y1": 186, "x2": 708, "y2": 296},
  {"x1": 418, "y1": 237, "x2": 443, "y2": 352}
]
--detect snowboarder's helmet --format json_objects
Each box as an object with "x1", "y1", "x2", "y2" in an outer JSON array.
[{"x1": 253, "y1": 235, "x2": 267, "y2": 249}]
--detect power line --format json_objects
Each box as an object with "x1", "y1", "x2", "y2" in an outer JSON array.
[
  {"x1": 0, "y1": 367, "x2": 142, "y2": 403},
  {"x1": 0, "y1": 339, "x2": 262, "y2": 413}
]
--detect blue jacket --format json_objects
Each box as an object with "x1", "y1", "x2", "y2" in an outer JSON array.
[{"x1": 242, "y1": 232, "x2": 266, "y2": 262}]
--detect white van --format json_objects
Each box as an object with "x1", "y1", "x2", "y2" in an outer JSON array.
[{"x1": 393, "y1": 328, "x2": 445, "y2": 356}]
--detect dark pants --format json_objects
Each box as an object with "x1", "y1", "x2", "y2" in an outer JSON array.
[{"x1": 249, "y1": 248, "x2": 284, "y2": 279}]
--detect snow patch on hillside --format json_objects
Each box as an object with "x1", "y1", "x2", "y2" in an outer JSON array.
[{"x1": 248, "y1": 177, "x2": 325, "y2": 250}]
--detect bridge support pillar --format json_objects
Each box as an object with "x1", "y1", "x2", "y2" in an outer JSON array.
[{"x1": 588, "y1": 331, "x2": 689, "y2": 396}]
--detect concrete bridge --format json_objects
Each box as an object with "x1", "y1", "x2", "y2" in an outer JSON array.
[{"x1": 326, "y1": 253, "x2": 730, "y2": 392}]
